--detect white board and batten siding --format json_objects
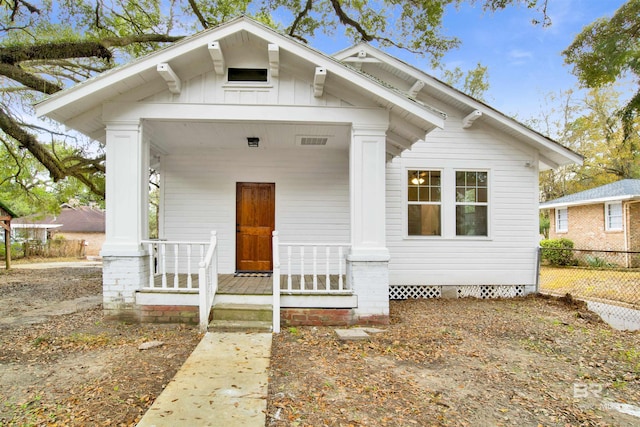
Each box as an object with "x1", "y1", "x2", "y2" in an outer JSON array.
[
  {"x1": 160, "y1": 148, "x2": 350, "y2": 275},
  {"x1": 387, "y1": 99, "x2": 540, "y2": 287}
]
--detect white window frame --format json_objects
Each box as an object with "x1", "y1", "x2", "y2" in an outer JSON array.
[
  {"x1": 454, "y1": 169, "x2": 490, "y2": 237},
  {"x1": 556, "y1": 208, "x2": 568, "y2": 233},
  {"x1": 605, "y1": 201, "x2": 623, "y2": 231},
  {"x1": 406, "y1": 169, "x2": 443, "y2": 237}
]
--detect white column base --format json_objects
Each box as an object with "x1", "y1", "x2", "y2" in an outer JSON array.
[
  {"x1": 347, "y1": 256, "x2": 390, "y2": 324},
  {"x1": 102, "y1": 254, "x2": 149, "y2": 321}
]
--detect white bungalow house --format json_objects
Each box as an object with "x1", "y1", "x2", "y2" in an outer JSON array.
[{"x1": 35, "y1": 17, "x2": 581, "y2": 331}]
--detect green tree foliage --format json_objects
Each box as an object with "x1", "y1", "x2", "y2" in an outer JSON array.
[
  {"x1": 563, "y1": 0, "x2": 640, "y2": 135},
  {"x1": 0, "y1": 0, "x2": 550, "y2": 214},
  {"x1": 440, "y1": 62, "x2": 490, "y2": 101},
  {"x1": 532, "y1": 86, "x2": 639, "y2": 202}
]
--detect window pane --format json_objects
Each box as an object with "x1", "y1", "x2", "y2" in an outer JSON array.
[
  {"x1": 456, "y1": 205, "x2": 488, "y2": 236},
  {"x1": 466, "y1": 172, "x2": 477, "y2": 186},
  {"x1": 477, "y1": 172, "x2": 487, "y2": 186},
  {"x1": 430, "y1": 187, "x2": 441, "y2": 202},
  {"x1": 556, "y1": 208, "x2": 568, "y2": 232},
  {"x1": 408, "y1": 186, "x2": 418, "y2": 201},
  {"x1": 430, "y1": 172, "x2": 441, "y2": 186},
  {"x1": 477, "y1": 187, "x2": 488, "y2": 203},
  {"x1": 408, "y1": 205, "x2": 441, "y2": 236},
  {"x1": 456, "y1": 171, "x2": 465, "y2": 186},
  {"x1": 607, "y1": 203, "x2": 623, "y2": 230}
]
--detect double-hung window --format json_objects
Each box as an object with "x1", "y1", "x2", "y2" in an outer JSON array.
[
  {"x1": 605, "y1": 202, "x2": 623, "y2": 231},
  {"x1": 407, "y1": 170, "x2": 441, "y2": 236},
  {"x1": 455, "y1": 171, "x2": 488, "y2": 236},
  {"x1": 556, "y1": 208, "x2": 568, "y2": 232}
]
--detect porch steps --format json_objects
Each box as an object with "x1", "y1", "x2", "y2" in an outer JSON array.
[{"x1": 209, "y1": 303, "x2": 273, "y2": 332}]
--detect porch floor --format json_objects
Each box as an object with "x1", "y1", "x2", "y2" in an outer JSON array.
[{"x1": 152, "y1": 274, "x2": 347, "y2": 294}]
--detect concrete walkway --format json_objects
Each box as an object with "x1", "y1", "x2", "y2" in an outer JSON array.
[{"x1": 137, "y1": 332, "x2": 272, "y2": 427}]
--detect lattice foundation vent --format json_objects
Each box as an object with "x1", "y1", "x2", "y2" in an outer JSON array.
[
  {"x1": 389, "y1": 285, "x2": 442, "y2": 300},
  {"x1": 456, "y1": 285, "x2": 525, "y2": 299}
]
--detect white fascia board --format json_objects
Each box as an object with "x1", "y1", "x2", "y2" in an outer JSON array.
[
  {"x1": 37, "y1": 18, "x2": 445, "y2": 132},
  {"x1": 539, "y1": 195, "x2": 640, "y2": 210},
  {"x1": 335, "y1": 43, "x2": 583, "y2": 167}
]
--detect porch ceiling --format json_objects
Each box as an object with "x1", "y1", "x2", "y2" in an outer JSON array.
[{"x1": 146, "y1": 120, "x2": 351, "y2": 153}]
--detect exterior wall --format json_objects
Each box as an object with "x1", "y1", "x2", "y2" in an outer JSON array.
[
  {"x1": 548, "y1": 204, "x2": 625, "y2": 251},
  {"x1": 54, "y1": 231, "x2": 105, "y2": 257},
  {"x1": 386, "y1": 97, "x2": 540, "y2": 288},
  {"x1": 144, "y1": 63, "x2": 368, "y2": 109},
  {"x1": 161, "y1": 148, "x2": 350, "y2": 274}
]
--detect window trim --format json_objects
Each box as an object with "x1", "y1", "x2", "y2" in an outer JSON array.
[
  {"x1": 556, "y1": 207, "x2": 568, "y2": 233},
  {"x1": 406, "y1": 169, "x2": 443, "y2": 237},
  {"x1": 605, "y1": 201, "x2": 623, "y2": 231},
  {"x1": 454, "y1": 169, "x2": 490, "y2": 237}
]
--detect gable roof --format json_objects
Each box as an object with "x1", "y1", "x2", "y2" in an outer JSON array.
[
  {"x1": 539, "y1": 179, "x2": 640, "y2": 209},
  {"x1": 35, "y1": 16, "x2": 445, "y2": 145},
  {"x1": 12, "y1": 206, "x2": 105, "y2": 233},
  {"x1": 333, "y1": 44, "x2": 583, "y2": 170}
]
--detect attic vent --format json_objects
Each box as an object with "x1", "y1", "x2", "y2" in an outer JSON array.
[
  {"x1": 228, "y1": 68, "x2": 268, "y2": 82},
  {"x1": 299, "y1": 137, "x2": 328, "y2": 146}
]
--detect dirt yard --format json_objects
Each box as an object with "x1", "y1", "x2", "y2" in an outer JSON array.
[
  {"x1": 1, "y1": 266, "x2": 639, "y2": 426},
  {"x1": 268, "y1": 297, "x2": 640, "y2": 426},
  {"x1": 0, "y1": 266, "x2": 201, "y2": 426}
]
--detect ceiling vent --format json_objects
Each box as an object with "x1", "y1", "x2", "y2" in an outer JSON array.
[{"x1": 298, "y1": 136, "x2": 329, "y2": 146}]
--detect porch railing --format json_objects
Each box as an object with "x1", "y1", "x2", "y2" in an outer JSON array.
[
  {"x1": 142, "y1": 238, "x2": 210, "y2": 290},
  {"x1": 141, "y1": 232, "x2": 218, "y2": 332},
  {"x1": 198, "y1": 231, "x2": 218, "y2": 332},
  {"x1": 272, "y1": 231, "x2": 351, "y2": 333}
]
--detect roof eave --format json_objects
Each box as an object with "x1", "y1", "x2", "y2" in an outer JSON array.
[
  {"x1": 36, "y1": 17, "x2": 445, "y2": 133},
  {"x1": 539, "y1": 195, "x2": 640, "y2": 209},
  {"x1": 334, "y1": 44, "x2": 583, "y2": 169}
]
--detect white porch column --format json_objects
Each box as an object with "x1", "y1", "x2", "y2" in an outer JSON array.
[
  {"x1": 348, "y1": 123, "x2": 390, "y2": 323},
  {"x1": 101, "y1": 120, "x2": 150, "y2": 321}
]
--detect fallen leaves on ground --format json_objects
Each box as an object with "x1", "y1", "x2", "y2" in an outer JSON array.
[
  {"x1": 267, "y1": 296, "x2": 640, "y2": 427},
  {"x1": 0, "y1": 267, "x2": 201, "y2": 426}
]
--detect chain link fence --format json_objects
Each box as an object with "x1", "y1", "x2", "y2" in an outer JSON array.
[{"x1": 539, "y1": 248, "x2": 640, "y2": 330}]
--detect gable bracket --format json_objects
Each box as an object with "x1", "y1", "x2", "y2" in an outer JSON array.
[
  {"x1": 157, "y1": 63, "x2": 181, "y2": 94},
  {"x1": 387, "y1": 130, "x2": 413, "y2": 150},
  {"x1": 462, "y1": 110, "x2": 482, "y2": 129},
  {"x1": 408, "y1": 80, "x2": 425, "y2": 98},
  {"x1": 208, "y1": 41, "x2": 225, "y2": 75},
  {"x1": 385, "y1": 142, "x2": 403, "y2": 157},
  {"x1": 268, "y1": 44, "x2": 279, "y2": 77},
  {"x1": 314, "y1": 67, "x2": 327, "y2": 97}
]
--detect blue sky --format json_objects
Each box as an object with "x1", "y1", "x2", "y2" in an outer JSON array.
[{"x1": 309, "y1": 0, "x2": 627, "y2": 121}]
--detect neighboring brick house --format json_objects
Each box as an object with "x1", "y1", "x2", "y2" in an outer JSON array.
[
  {"x1": 12, "y1": 204, "x2": 105, "y2": 257},
  {"x1": 540, "y1": 179, "x2": 640, "y2": 266}
]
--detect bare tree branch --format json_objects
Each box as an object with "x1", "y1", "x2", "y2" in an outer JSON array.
[
  {"x1": 288, "y1": 0, "x2": 313, "y2": 38},
  {"x1": 187, "y1": 0, "x2": 209, "y2": 29},
  {"x1": 0, "y1": 107, "x2": 66, "y2": 180},
  {"x1": 0, "y1": 62, "x2": 62, "y2": 94}
]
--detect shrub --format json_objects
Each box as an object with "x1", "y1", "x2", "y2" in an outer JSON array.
[
  {"x1": 540, "y1": 238, "x2": 576, "y2": 266},
  {"x1": 0, "y1": 242, "x2": 24, "y2": 260}
]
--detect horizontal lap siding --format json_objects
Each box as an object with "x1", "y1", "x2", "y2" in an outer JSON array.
[
  {"x1": 162, "y1": 148, "x2": 349, "y2": 274},
  {"x1": 387, "y1": 105, "x2": 540, "y2": 286}
]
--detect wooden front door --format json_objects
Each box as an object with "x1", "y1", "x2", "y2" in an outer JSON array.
[{"x1": 236, "y1": 182, "x2": 275, "y2": 272}]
